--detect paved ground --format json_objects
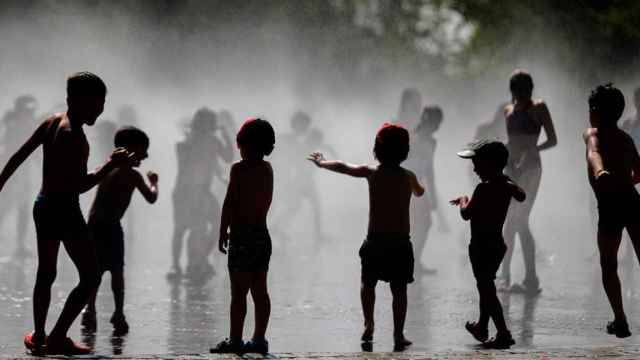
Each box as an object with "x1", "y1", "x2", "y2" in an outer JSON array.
[{"x1": 5, "y1": 346, "x2": 640, "y2": 359}]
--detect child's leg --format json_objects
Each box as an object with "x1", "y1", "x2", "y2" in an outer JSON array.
[
  {"x1": 360, "y1": 281, "x2": 376, "y2": 339},
  {"x1": 479, "y1": 280, "x2": 509, "y2": 334},
  {"x1": 171, "y1": 225, "x2": 187, "y2": 270},
  {"x1": 33, "y1": 237, "x2": 61, "y2": 341},
  {"x1": 86, "y1": 273, "x2": 103, "y2": 313},
  {"x1": 410, "y1": 201, "x2": 430, "y2": 271},
  {"x1": 501, "y1": 212, "x2": 517, "y2": 284},
  {"x1": 48, "y1": 232, "x2": 100, "y2": 341},
  {"x1": 249, "y1": 271, "x2": 271, "y2": 340},
  {"x1": 476, "y1": 281, "x2": 490, "y2": 329},
  {"x1": 390, "y1": 282, "x2": 409, "y2": 341},
  {"x1": 111, "y1": 270, "x2": 125, "y2": 315},
  {"x1": 518, "y1": 204, "x2": 538, "y2": 285},
  {"x1": 229, "y1": 271, "x2": 251, "y2": 342},
  {"x1": 598, "y1": 227, "x2": 625, "y2": 321}
]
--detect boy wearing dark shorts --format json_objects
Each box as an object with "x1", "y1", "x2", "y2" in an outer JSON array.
[
  {"x1": 583, "y1": 84, "x2": 640, "y2": 338},
  {"x1": 309, "y1": 123, "x2": 424, "y2": 350},
  {"x1": 211, "y1": 118, "x2": 275, "y2": 354},
  {"x1": 452, "y1": 140, "x2": 525, "y2": 349},
  {"x1": 0, "y1": 72, "x2": 130, "y2": 355},
  {"x1": 82, "y1": 126, "x2": 158, "y2": 334}
]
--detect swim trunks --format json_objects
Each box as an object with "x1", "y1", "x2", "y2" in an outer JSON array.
[
  {"x1": 89, "y1": 219, "x2": 125, "y2": 273},
  {"x1": 359, "y1": 233, "x2": 414, "y2": 286},
  {"x1": 228, "y1": 226, "x2": 272, "y2": 272}
]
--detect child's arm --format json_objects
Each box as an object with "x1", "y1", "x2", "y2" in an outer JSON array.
[
  {"x1": 79, "y1": 147, "x2": 131, "y2": 193},
  {"x1": 504, "y1": 175, "x2": 527, "y2": 202},
  {"x1": 406, "y1": 169, "x2": 425, "y2": 197},
  {"x1": 216, "y1": 127, "x2": 234, "y2": 163},
  {"x1": 0, "y1": 120, "x2": 48, "y2": 192},
  {"x1": 307, "y1": 152, "x2": 372, "y2": 178},
  {"x1": 450, "y1": 195, "x2": 472, "y2": 220},
  {"x1": 135, "y1": 171, "x2": 159, "y2": 204},
  {"x1": 583, "y1": 129, "x2": 607, "y2": 179},
  {"x1": 537, "y1": 102, "x2": 558, "y2": 151},
  {"x1": 218, "y1": 163, "x2": 238, "y2": 254}
]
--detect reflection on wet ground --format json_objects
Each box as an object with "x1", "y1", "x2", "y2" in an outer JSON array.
[{"x1": 1, "y1": 233, "x2": 639, "y2": 356}]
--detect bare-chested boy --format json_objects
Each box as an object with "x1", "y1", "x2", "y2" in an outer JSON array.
[
  {"x1": 210, "y1": 118, "x2": 275, "y2": 355},
  {"x1": 452, "y1": 140, "x2": 525, "y2": 349},
  {"x1": 308, "y1": 123, "x2": 424, "y2": 350},
  {"x1": 584, "y1": 84, "x2": 640, "y2": 338},
  {"x1": 82, "y1": 126, "x2": 158, "y2": 335},
  {"x1": 0, "y1": 72, "x2": 130, "y2": 354}
]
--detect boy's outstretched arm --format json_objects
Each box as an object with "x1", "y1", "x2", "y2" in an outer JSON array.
[
  {"x1": 79, "y1": 147, "x2": 132, "y2": 193},
  {"x1": 450, "y1": 195, "x2": 472, "y2": 220},
  {"x1": 0, "y1": 120, "x2": 48, "y2": 192},
  {"x1": 218, "y1": 164, "x2": 237, "y2": 254},
  {"x1": 407, "y1": 169, "x2": 425, "y2": 197},
  {"x1": 307, "y1": 152, "x2": 372, "y2": 178},
  {"x1": 135, "y1": 171, "x2": 159, "y2": 203}
]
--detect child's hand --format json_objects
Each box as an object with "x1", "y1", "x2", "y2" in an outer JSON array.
[
  {"x1": 449, "y1": 196, "x2": 469, "y2": 206},
  {"x1": 218, "y1": 232, "x2": 229, "y2": 254},
  {"x1": 147, "y1": 171, "x2": 159, "y2": 185},
  {"x1": 110, "y1": 147, "x2": 130, "y2": 164},
  {"x1": 307, "y1": 152, "x2": 325, "y2": 167}
]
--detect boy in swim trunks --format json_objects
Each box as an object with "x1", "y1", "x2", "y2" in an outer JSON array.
[
  {"x1": 583, "y1": 84, "x2": 640, "y2": 338},
  {"x1": 0, "y1": 72, "x2": 130, "y2": 355},
  {"x1": 210, "y1": 118, "x2": 275, "y2": 354},
  {"x1": 452, "y1": 140, "x2": 525, "y2": 349},
  {"x1": 308, "y1": 123, "x2": 424, "y2": 350},
  {"x1": 82, "y1": 126, "x2": 158, "y2": 335}
]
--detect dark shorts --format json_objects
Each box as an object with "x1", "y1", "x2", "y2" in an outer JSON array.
[
  {"x1": 33, "y1": 194, "x2": 89, "y2": 245},
  {"x1": 596, "y1": 187, "x2": 640, "y2": 234},
  {"x1": 468, "y1": 240, "x2": 507, "y2": 282},
  {"x1": 89, "y1": 219, "x2": 124, "y2": 273},
  {"x1": 359, "y1": 233, "x2": 414, "y2": 287},
  {"x1": 228, "y1": 226, "x2": 272, "y2": 272}
]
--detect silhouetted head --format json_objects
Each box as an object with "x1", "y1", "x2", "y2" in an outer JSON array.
[
  {"x1": 458, "y1": 140, "x2": 508, "y2": 180},
  {"x1": 290, "y1": 111, "x2": 311, "y2": 134},
  {"x1": 374, "y1": 123, "x2": 410, "y2": 166},
  {"x1": 237, "y1": 118, "x2": 275, "y2": 159},
  {"x1": 14, "y1": 95, "x2": 37, "y2": 114},
  {"x1": 509, "y1": 69, "x2": 534, "y2": 102},
  {"x1": 588, "y1": 83, "x2": 625, "y2": 128},
  {"x1": 66, "y1": 71, "x2": 107, "y2": 126},
  {"x1": 633, "y1": 87, "x2": 640, "y2": 111},
  {"x1": 191, "y1": 107, "x2": 217, "y2": 134},
  {"x1": 416, "y1": 105, "x2": 443, "y2": 136},
  {"x1": 117, "y1": 105, "x2": 138, "y2": 126},
  {"x1": 114, "y1": 126, "x2": 149, "y2": 167}
]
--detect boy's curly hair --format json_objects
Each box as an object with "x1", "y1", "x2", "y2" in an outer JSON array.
[
  {"x1": 589, "y1": 83, "x2": 625, "y2": 126},
  {"x1": 374, "y1": 123, "x2": 409, "y2": 165},
  {"x1": 67, "y1": 71, "x2": 107, "y2": 97},
  {"x1": 114, "y1": 126, "x2": 149, "y2": 149},
  {"x1": 237, "y1": 118, "x2": 275, "y2": 156}
]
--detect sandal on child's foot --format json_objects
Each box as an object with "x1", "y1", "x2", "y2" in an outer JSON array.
[
  {"x1": 110, "y1": 313, "x2": 129, "y2": 335},
  {"x1": 46, "y1": 337, "x2": 91, "y2": 355},
  {"x1": 23, "y1": 331, "x2": 46, "y2": 355},
  {"x1": 210, "y1": 338, "x2": 244, "y2": 354},
  {"x1": 465, "y1": 321, "x2": 488, "y2": 343},
  {"x1": 244, "y1": 338, "x2": 269, "y2": 354},
  {"x1": 482, "y1": 332, "x2": 515, "y2": 349},
  {"x1": 607, "y1": 320, "x2": 631, "y2": 338}
]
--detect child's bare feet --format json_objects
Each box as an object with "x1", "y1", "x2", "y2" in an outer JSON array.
[
  {"x1": 361, "y1": 326, "x2": 374, "y2": 342},
  {"x1": 465, "y1": 321, "x2": 488, "y2": 343},
  {"x1": 393, "y1": 334, "x2": 412, "y2": 351}
]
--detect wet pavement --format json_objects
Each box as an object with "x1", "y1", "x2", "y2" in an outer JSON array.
[{"x1": 1, "y1": 217, "x2": 640, "y2": 358}]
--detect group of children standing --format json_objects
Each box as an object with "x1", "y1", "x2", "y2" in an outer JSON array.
[{"x1": 1, "y1": 70, "x2": 639, "y2": 355}]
